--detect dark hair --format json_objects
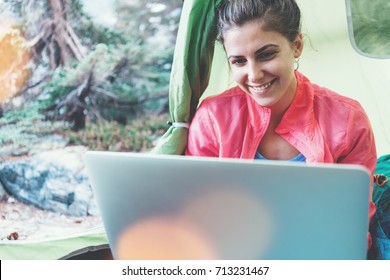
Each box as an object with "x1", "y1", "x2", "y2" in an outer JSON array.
[{"x1": 217, "y1": 0, "x2": 301, "y2": 44}]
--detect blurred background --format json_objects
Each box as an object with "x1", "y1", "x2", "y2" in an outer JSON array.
[{"x1": 0, "y1": 0, "x2": 183, "y2": 154}]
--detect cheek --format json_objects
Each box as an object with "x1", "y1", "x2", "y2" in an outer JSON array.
[
  {"x1": 270, "y1": 59, "x2": 294, "y2": 80},
  {"x1": 231, "y1": 68, "x2": 246, "y2": 84}
]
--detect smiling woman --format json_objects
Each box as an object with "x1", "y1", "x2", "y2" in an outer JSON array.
[
  {"x1": 184, "y1": 0, "x2": 377, "y2": 251},
  {"x1": 223, "y1": 24, "x2": 302, "y2": 111}
]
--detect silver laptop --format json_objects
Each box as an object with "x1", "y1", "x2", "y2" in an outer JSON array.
[{"x1": 84, "y1": 151, "x2": 371, "y2": 260}]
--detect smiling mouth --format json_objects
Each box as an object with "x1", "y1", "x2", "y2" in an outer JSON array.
[{"x1": 250, "y1": 79, "x2": 276, "y2": 92}]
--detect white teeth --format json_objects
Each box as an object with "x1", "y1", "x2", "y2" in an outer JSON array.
[{"x1": 251, "y1": 81, "x2": 272, "y2": 92}]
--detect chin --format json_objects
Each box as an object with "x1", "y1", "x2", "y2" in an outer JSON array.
[{"x1": 251, "y1": 96, "x2": 277, "y2": 107}]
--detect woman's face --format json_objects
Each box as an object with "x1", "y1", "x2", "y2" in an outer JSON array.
[{"x1": 223, "y1": 21, "x2": 303, "y2": 110}]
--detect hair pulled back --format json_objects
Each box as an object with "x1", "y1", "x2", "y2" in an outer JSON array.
[{"x1": 217, "y1": 0, "x2": 301, "y2": 44}]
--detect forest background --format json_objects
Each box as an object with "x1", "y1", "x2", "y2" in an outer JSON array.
[{"x1": 0, "y1": 0, "x2": 183, "y2": 154}]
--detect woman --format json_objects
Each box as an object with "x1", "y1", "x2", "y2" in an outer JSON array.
[{"x1": 185, "y1": 0, "x2": 377, "y2": 247}]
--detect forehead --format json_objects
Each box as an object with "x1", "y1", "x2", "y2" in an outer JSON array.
[{"x1": 223, "y1": 21, "x2": 291, "y2": 55}]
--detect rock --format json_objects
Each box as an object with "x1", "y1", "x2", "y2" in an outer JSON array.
[
  {"x1": 0, "y1": 180, "x2": 9, "y2": 201},
  {"x1": 0, "y1": 146, "x2": 97, "y2": 217},
  {"x1": 35, "y1": 146, "x2": 88, "y2": 173}
]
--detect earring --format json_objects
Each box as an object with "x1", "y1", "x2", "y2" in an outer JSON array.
[{"x1": 294, "y1": 58, "x2": 300, "y2": 71}]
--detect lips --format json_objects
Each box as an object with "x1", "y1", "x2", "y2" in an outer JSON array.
[{"x1": 249, "y1": 79, "x2": 276, "y2": 93}]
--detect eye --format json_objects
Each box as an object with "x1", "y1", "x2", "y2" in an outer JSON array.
[
  {"x1": 257, "y1": 51, "x2": 277, "y2": 61},
  {"x1": 230, "y1": 58, "x2": 247, "y2": 66}
]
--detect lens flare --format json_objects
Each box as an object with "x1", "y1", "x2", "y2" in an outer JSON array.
[
  {"x1": 0, "y1": 20, "x2": 31, "y2": 103},
  {"x1": 181, "y1": 188, "x2": 274, "y2": 259},
  {"x1": 115, "y1": 187, "x2": 274, "y2": 260},
  {"x1": 116, "y1": 215, "x2": 217, "y2": 260}
]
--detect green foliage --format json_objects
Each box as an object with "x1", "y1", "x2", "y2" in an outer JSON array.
[
  {"x1": 72, "y1": 16, "x2": 127, "y2": 48},
  {"x1": 40, "y1": 69, "x2": 71, "y2": 111},
  {"x1": 0, "y1": 102, "x2": 168, "y2": 153},
  {"x1": 41, "y1": 44, "x2": 117, "y2": 110},
  {"x1": 64, "y1": 114, "x2": 169, "y2": 152},
  {"x1": 41, "y1": 42, "x2": 171, "y2": 123},
  {"x1": 0, "y1": 102, "x2": 65, "y2": 148},
  {"x1": 1, "y1": 0, "x2": 181, "y2": 146}
]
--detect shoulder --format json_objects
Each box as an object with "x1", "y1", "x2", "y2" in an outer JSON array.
[
  {"x1": 297, "y1": 72, "x2": 372, "y2": 135},
  {"x1": 296, "y1": 72, "x2": 362, "y2": 113},
  {"x1": 201, "y1": 86, "x2": 246, "y2": 104},
  {"x1": 197, "y1": 86, "x2": 248, "y2": 113},
  {"x1": 306, "y1": 81, "x2": 374, "y2": 153},
  {"x1": 296, "y1": 73, "x2": 367, "y2": 121},
  {"x1": 311, "y1": 85, "x2": 371, "y2": 130},
  {"x1": 312, "y1": 84, "x2": 364, "y2": 112}
]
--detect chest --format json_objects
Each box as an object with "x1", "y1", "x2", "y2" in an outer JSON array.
[{"x1": 257, "y1": 130, "x2": 300, "y2": 160}]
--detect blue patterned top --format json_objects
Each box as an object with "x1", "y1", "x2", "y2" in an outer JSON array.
[{"x1": 255, "y1": 151, "x2": 306, "y2": 162}]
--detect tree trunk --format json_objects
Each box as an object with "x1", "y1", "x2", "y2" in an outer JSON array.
[
  {"x1": 48, "y1": 0, "x2": 71, "y2": 67},
  {"x1": 47, "y1": 0, "x2": 86, "y2": 68}
]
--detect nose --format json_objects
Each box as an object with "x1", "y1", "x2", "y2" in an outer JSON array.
[{"x1": 247, "y1": 61, "x2": 264, "y2": 83}]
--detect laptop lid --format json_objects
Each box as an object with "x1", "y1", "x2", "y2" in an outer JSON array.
[{"x1": 84, "y1": 151, "x2": 371, "y2": 260}]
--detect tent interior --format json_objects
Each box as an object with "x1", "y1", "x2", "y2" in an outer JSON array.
[
  {"x1": 0, "y1": 0, "x2": 389, "y2": 260},
  {"x1": 153, "y1": 0, "x2": 390, "y2": 156}
]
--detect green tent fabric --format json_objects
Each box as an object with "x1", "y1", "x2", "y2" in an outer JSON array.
[
  {"x1": 152, "y1": 0, "x2": 223, "y2": 155},
  {"x1": 0, "y1": 229, "x2": 108, "y2": 260}
]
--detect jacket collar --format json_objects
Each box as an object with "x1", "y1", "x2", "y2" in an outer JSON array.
[
  {"x1": 245, "y1": 71, "x2": 327, "y2": 162},
  {"x1": 276, "y1": 71, "x2": 315, "y2": 135},
  {"x1": 275, "y1": 71, "x2": 327, "y2": 162}
]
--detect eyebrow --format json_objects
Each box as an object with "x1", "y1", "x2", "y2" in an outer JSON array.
[{"x1": 227, "y1": 44, "x2": 279, "y2": 60}]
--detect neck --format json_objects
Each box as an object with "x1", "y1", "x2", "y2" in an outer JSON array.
[{"x1": 269, "y1": 84, "x2": 297, "y2": 127}]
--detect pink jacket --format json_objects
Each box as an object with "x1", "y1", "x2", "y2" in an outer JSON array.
[{"x1": 186, "y1": 71, "x2": 377, "y2": 246}]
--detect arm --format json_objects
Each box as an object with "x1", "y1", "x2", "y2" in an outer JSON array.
[
  {"x1": 185, "y1": 103, "x2": 220, "y2": 157},
  {"x1": 338, "y1": 105, "x2": 377, "y2": 247}
]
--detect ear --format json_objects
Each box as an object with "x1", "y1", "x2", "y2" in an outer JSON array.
[{"x1": 293, "y1": 32, "x2": 304, "y2": 58}]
